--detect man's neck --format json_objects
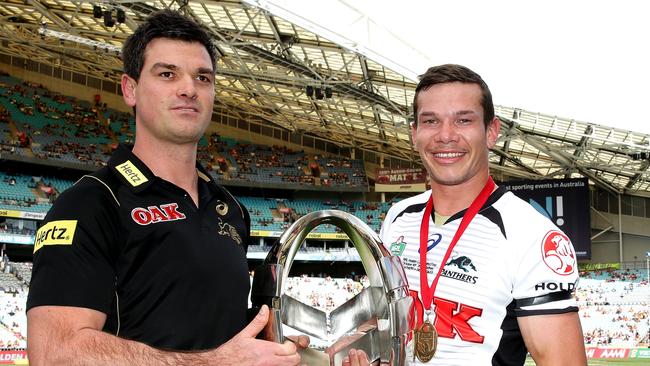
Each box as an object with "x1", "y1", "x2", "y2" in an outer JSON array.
[
  {"x1": 132, "y1": 139, "x2": 199, "y2": 195},
  {"x1": 429, "y1": 173, "x2": 493, "y2": 216}
]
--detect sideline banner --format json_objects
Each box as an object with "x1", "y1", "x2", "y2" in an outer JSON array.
[
  {"x1": 0, "y1": 350, "x2": 27, "y2": 364},
  {"x1": 0, "y1": 208, "x2": 45, "y2": 220},
  {"x1": 251, "y1": 230, "x2": 350, "y2": 240},
  {"x1": 579, "y1": 263, "x2": 620, "y2": 271},
  {"x1": 501, "y1": 178, "x2": 591, "y2": 259},
  {"x1": 630, "y1": 348, "x2": 650, "y2": 358},
  {"x1": 585, "y1": 347, "x2": 630, "y2": 359},
  {"x1": 375, "y1": 168, "x2": 427, "y2": 192},
  {"x1": 0, "y1": 233, "x2": 33, "y2": 245}
]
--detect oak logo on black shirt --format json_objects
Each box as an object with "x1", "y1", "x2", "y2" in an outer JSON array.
[
  {"x1": 33, "y1": 220, "x2": 78, "y2": 253},
  {"x1": 131, "y1": 203, "x2": 187, "y2": 225}
]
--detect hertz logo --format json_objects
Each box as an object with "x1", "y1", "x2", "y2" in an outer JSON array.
[
  {"x1": 33, "y1": 220, "x2": 78, "y2": 253},
  {"x1": 115, "y1": 160, "x2": 148, "y2": 187}
]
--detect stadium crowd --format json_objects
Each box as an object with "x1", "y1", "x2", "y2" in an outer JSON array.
[
  {"x1": 577, "y1": 269, "x2": 649, "y2": 347},
  {"x1": 2, "y1": 74, "x2": 368, "y2": 192}
]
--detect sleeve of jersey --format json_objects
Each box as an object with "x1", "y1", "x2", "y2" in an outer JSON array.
[
  {"x1": 511, "y1": 223, "x2": 579, "y2": 316},
  {"x1": 26, "y1": 180, "x2": 120, "y2": 314}
]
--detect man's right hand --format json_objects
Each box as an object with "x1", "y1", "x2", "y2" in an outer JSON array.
[{"x1": 215, "y1": 305, "x2": 302, "y2": 366}]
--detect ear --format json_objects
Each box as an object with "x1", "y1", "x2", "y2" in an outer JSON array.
[
  {"x1": 121, "y1": 74, "x2": 137, "y2": 107},
  {"x1": 486, "y1": 117, "x2": 500, "y2": 149}
]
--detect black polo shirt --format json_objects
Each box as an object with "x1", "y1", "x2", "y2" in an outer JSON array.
[{"x1": 27, "y1": 145, "x2": 251, "y2": 350}]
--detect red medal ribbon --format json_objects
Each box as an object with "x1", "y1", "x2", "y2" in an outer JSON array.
[{"x1": 419, "y1": 177, "x2": 495, "y2": 311}]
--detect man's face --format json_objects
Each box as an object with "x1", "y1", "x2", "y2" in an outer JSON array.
[
  {"x1": 121, "y1": 38, "x2": 215, "y2": 145},
  {"x1": 411, "y1": 82, "x2": 499, "y2": 187}
]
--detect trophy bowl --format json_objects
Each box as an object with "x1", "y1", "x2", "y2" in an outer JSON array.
[{"x1": 251, "y1": 210, "x2": 412, "y2": 365}]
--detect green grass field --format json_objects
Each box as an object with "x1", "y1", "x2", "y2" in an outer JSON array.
[{"x1": 525, "y1": 356, "x2": 650, "y2": 365}]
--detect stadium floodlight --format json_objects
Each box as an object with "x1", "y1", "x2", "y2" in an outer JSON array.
[
  {"x1": 93, "y1": 5, "x2": 102, "y2": 19},
  {"x1": 116, "y1": 9, "x2": 126, "y2": 24},
  {"x1": 38, "y1": 28, "x2": 121, "y2": 54},
  {"x1": 103, "y1": 10, "x2": 115, "y2": 27}
]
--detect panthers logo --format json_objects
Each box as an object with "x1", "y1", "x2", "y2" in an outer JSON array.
[
  {"x1": 446, "y1": 255, "x2": 477, "y2": 272},
  {"x1": 217, "y1": 218, "x2": 242, "y2": 245}
]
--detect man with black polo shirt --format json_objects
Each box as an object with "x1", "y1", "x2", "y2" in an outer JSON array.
[{"x1": 26, "y1": 10, "x2": 303, "y2": 365}]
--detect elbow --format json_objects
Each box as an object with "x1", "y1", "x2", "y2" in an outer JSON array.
[
  {"x1": 27, "y1": 343, "x2": 72, "y2": 366},
  {"x1": 27, "y1": 353, "x2": 70, "y2": 366}
]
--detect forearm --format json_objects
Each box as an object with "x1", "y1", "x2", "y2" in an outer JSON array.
[
  {"x1": 31, "y1": 327, "x2": 218, "y2": 366},
  {"x1": 27, "y1": 305, "x2": 299, "y2": 366}
]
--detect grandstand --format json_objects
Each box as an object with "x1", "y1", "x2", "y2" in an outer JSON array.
[
  {"x1": 578, "y1": 270, "x2": 649, "y2": 348},
  {"x1": 0, "y1": 1, "x2": 650, "y2": 364}
]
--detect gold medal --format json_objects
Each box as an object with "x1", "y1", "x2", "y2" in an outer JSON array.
[{"x1": 413, "y1": 320, "x2": 438, "y2": 363}]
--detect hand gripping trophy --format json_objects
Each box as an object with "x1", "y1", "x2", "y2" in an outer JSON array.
[{"x1": 251, "y1": 210, "x2": 413, "y2": 365}]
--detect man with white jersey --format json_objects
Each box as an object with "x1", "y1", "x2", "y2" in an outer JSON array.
[{"x1": 380, "y1": 64, "x2": 587, "y2": 365}]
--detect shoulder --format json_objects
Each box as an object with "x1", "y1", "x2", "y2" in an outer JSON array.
[
  {"x1": 494, "y1": 191, "x2": 555, "y2": 229},
  {"x1": 44, "y1": 168, "x2": 120, "y2": 222},
  {"x1": 387, "y1": 191, "x2": 429, "y2": 215},
  {"x1": 383, "y1": 191, "x2": 430, "y2": 229},
  {"x1": 211, "y1": 179, "x2": 249, "y2": 222}
]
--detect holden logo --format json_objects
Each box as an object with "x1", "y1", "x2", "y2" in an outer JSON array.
[{"x1": 541, "y1": 230, "x2": 576, "y2": 276}]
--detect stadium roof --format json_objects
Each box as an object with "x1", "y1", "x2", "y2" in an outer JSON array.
[{"x1": 1, "y1": 0, "x2": 650, "y2": 196}]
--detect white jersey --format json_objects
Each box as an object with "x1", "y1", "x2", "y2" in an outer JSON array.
[{"x1": 380, "y1": 186, "x2": 579, "y2": 366}]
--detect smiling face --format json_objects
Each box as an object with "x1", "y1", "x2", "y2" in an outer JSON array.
[
  {"x1": 412, "y1": 82, "x2": 499, "y2": 188},
  {"x1": 121, "y1": 37, "x2": 215, "y2": 146}
]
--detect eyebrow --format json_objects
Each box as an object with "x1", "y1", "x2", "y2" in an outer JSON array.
[
  {"x1": 150, "y1": 62, "x2": 177, "y2": 71},
  {"x1": 418, "y1": 110, "x2": 478, "y2": 118},
  {"x1": 197, "y1": 67, "x2": 215, "y2": 75},
  {"x1": 455, "y1": 110, "x2": 478, "y2": 116},
  {"x1": 150, "y1": 63, "x2": 214, "y2": 75}
]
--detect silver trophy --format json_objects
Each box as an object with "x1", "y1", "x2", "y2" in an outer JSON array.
[{"x1": 251, "y1": 210, "x2": 412, "y2": 365}]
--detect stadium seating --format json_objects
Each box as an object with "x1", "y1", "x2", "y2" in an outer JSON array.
[
  {"x1": 0, "y1": 290, "x2": 27, "y2": 350},
  {"x1": 1, "y1": 75, "x2": 368, "y2": 191},
  {"x1": 0, "y1": 172, "x2": 72, "y2": 213},
  {"x1": 0, "y1": 259, "x2": 28, "y2": 349},
  {"x1": 578, "y1": 269, "x2": 649, "y2": 347}
]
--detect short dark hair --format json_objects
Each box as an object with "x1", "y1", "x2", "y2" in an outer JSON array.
[
  {"x1": 122, "y1": 9, "x2": 216, "y2": 81},
  {"x1": 412, "y1": 64, "x2": 494, "y2": 127}
]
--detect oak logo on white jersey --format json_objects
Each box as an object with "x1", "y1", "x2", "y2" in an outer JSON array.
[
  {"x1": 131, "y1": 203, "x2": 186, "y2": 225},
  {"x1": 410, "y1": 289, "x2": 485, "y2": 344},
  {"x1": 541, "y1": 230, "x2": 576, "y2": 275}
]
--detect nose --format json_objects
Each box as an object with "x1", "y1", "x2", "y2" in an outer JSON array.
[
  {"x1": 435, "y1": 120, "x2": 458, "y2": 144},
  {"x1": 177, "y1": 75, "x2": 197, "y2": 99}
]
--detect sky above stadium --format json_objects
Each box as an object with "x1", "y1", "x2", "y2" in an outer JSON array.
[{"x1": 248, "y1": 0, "x2": 650, "y2": 136}]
